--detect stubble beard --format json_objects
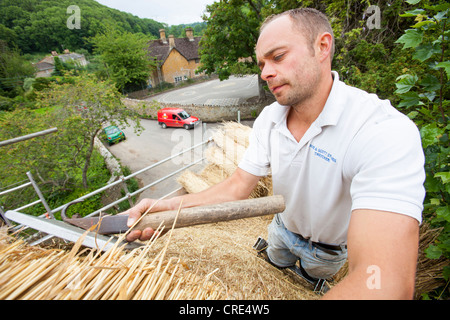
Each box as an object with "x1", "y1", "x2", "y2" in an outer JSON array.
[{"x1": 271, "y1": 65, "x2": 321, "y2": 111}]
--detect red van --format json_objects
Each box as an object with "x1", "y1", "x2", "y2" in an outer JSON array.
[{"x1": 157, "y1": 107, "x2": 200, "y2": 129}]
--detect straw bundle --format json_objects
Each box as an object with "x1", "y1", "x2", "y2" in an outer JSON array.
[
  {"x1": 177, "y1": 122, "x2": 272, "y2": 199},
  {"x1": 146, "y1": 215, "x2": 318, "y2": 300},
  {"x1": 414, "y1": 223, "x2": 449, "y2": 299},
  {"x1": 0, "y1": 208, "x2": 226, "y2": 300}
]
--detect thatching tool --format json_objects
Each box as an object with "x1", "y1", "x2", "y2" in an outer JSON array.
[
  {"x1": 63, "y1": 195, "x2": 285, "y2": 234},
  {"x1": 4, "y1": 209, "x2": 142, "y2": 251},
  {"x1": 5, "y1": 195, "x2": 285, "y2": 251}
]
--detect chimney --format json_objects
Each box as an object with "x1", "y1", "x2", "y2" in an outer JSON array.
[
  {"x1": 168, "y1": 35, "x2": 175, "y2": 48},
  {"x1": 159, "y1": 29, "x2": 167, "y2": 44},
  {"x1": 185, "y1": 28, "x2": 194, "y2": 41}
]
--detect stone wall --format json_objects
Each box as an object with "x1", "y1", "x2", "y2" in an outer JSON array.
[
  {"x1": 94, "y1": 137, "x2": 122, "y2": 184},
  {"x1": 122, "y1": 97, "x2": 267, "y2": 122}
]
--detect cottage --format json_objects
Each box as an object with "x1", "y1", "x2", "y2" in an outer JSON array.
[
  {"x1": 34, "y1": 50, "x2": 88, "y2": 78},
  {"x1": 148, "y1": 28, "x2": 203, "y2": 87}
]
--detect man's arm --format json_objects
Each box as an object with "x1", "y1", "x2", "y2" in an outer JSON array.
[
  {"x1": 322, "y1": 209, "x2": 419, "y2": 300},
  {"x1": 125, "y1": 168, "x2": 261, "y2": 242}
]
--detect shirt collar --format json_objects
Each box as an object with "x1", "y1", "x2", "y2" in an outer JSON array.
[{"x1": 315, "y1": 71, "x2": 344, "y2": 127}]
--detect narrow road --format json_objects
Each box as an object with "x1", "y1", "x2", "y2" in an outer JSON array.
[
  {"x1": 107, "y1": 118, "x2": 254, "y2": 203},
  {"x1": 107, "y1": 119, "x2": 210, "y2": 202},
  {"x1": 149, "y1": 75, "x2": 259, "y2": 106}
]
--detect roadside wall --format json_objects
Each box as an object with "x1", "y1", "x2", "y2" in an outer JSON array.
[
  {"x1": 94, "y1": 137, "x2": 121, "y2": 184},
  {"x1": 121, "y1": 97, "x2": 268, "y2": 122}
]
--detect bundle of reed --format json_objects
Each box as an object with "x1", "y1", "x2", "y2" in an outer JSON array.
[
  {"x1": 177, "y1": 122, "x2": 272, "y2": 199},
  {"x1": 414, "y1": 223, "x2": 449, "y2": 299},
  {"x1": 146, "y1": 215, "x2": 318, "y2": 300},
  {"x1": 0, "y1": 205, "x2": 226, "y2": 300}
]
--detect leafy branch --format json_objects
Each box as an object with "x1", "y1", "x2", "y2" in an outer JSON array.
[{"x1": 395, "y1": 0, "x2": 450, "y2": 293}]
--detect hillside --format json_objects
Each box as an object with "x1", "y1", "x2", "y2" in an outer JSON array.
[{"x1": 0, "y1": 0, "x2": 165, "y2": 53}]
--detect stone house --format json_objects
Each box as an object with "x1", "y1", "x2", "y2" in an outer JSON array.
[
  {"x1": 148, "y1": 28, "x2": 203, "y2": 87},
  {"x1": 34, "y1": 50, "x2": 88, "y2": 78}
]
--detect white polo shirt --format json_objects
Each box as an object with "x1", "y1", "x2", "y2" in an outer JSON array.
[{"x1": 238, "y1": 71, "x2": 425, "y2": 245}]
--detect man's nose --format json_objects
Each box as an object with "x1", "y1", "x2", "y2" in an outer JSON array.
[{"x1": 260, "y1": 63, "x2": 276, "y2": 81}]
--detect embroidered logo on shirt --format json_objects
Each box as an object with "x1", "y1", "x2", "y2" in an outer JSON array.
[{"x1": 309, "y1": 144, "x2": 337, "y2": 163}]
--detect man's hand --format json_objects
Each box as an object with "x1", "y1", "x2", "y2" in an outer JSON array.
[
  {"x1": 122, "y1": 198, "x2": 174, "y2": 242},
  {"x1": 122, "y1": 168, "x2": 261, "y2": 242}
]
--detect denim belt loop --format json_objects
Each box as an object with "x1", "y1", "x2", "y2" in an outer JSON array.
[{"x1": 308, "y1": 239, "x2": 313, "y2": 251}]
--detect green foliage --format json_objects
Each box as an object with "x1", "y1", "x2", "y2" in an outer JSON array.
[
  {"x1": 395, "y1": 0, "x2": 450, "y2": 292},
  {"x1": 0, "y1": 73, "x2": 143, "y2": 216},
  {"x1": 37, "y1": 73, "x2": 143, "y2": 189},
  {"x1": 198, "y1": 0, "x2": 262, "y2": 81},
  {"x1": 0, "y1": 0, "x2": 164, "y2": 54},
  {"x1": 0, "y1": 107, "x2": 81, "y2": 212},
  {"x1": 90, "y1": 29, "x2": 156, "y2": 92},
  {"x1": 165, "y1": 22, "x2": 207, "y2": 38},
  {"x1": 116, "y1": 166, "x2": 140, "y2": 213},
  {"x1": 328, "y1": 0, "x2": 416, "y2": 102},
  {"x1": 0, "y1": 40, "x2": 35, "y2": 98},
  {"x1": 35, "y1": 148, "x2": 110, "y2": 219},
  {"x1": 199, "y1": 0, "x2": 280, "y2": 99}
]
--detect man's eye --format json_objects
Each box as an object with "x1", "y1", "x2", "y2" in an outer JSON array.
[{"x1": 274, "y1": 53, "x2": 285, "y2": 61}]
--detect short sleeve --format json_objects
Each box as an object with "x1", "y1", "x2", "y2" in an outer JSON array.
[
  {"x1": 344, "y1": 116, "x2": 426, "y2": 223},
  {"x1": 238, "y1": 114, "x2": 272, "y2": 177}
]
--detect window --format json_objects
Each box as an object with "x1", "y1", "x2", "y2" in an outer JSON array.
[{"x1": 178, "y1": 111, "x2": 190, "y2": 119}]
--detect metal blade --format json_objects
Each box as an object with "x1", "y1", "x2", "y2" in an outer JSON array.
[
  {"x1": 65, "y1": 215, "x2": 129, "y2": 235},
  {"x1": 5, "y1": 210, "x2": 141, "y2": 251}
]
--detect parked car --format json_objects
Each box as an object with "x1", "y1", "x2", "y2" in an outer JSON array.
[
  {"x1": 157, "y1": 107, "x2": 200, "y2": 130},
  {"x1": 103, "y1": 125, "x2": 126, "y2": 145}
]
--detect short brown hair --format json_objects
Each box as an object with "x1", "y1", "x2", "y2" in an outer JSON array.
[{"x1": 260, "y1": 8, "x2": 335, "y2": 61}]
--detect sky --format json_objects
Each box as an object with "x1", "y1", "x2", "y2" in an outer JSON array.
[{"x1": 95, "y1": 0, "x2": 217, "y2": 26}]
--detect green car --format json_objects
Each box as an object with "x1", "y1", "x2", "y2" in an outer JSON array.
[{"x1": 104, "y1": 125, "x2": 126, "y2": 145}]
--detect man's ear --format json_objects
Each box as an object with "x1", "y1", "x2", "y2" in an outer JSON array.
[{"x1": 317, "y1": 32, "x2": 333, "y2": 63}]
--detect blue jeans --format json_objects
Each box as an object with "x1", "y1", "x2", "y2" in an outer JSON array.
[{"x1": 267, "y1": 214, "x2": 347, "y2": 279}]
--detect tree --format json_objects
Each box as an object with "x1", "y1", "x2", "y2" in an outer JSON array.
[
  {"x1": 0, "y1": 106, "x2": 112, "y2": 216},
  {"x1": 198, "y1": 0, "x2": 267, "y2": 99},
  {"x1": 38, "y1": 73, "x2": 143, "y2": 189},
  {"x1": 90, "y1": 28, "x2": 156, "y2": 92},
  {"x1": 0, "y1": 40, "x2": 35, "y2": 98}
]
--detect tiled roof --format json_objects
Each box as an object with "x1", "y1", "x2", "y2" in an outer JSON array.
[
  {"x1": 34, "y1": 53, "x2": 86, "y2": 69},
  {"x1": 58, "y1": 53, "x2": 84, "y2": 63},
  {"x1": 35, "y1": 61, "x2": 54, "y2": 71},
  {"x1": 148, "y1": 36, "x2": 201, "y2": 66}
]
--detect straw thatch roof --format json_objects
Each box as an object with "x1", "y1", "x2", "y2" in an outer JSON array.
[{"x1": 0, "y1": 218, "x2": 225, "y2": 300}]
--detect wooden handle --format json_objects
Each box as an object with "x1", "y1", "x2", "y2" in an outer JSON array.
[{"x1": 133, "y1": 195, "x2": 285, "y2": 231}]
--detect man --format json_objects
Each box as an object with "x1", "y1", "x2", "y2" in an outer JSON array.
[{"x1": 124, "y1": 8, "x2": 425, "y2": 299}]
